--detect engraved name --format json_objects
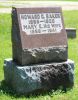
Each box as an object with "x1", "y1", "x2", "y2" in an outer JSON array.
[{"x1": 20, "y1": 13, "x2": 63, "y2": 35}]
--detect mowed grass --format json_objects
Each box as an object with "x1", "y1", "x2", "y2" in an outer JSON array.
[
  {"x1": 12, "y1": 0, "x2": 78, "y2": 1},
  {"x1": 0, "y1": 1, "x2": 78, "y2": 8},
  {"x1": 0, "y1": 10, "x2": 78, "y2": 100},
  {"x1": 0, "y1": 0, "x2": 78, "y2": 8}
]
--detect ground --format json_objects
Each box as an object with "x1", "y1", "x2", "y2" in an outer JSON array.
[
  {"x1": 0, "y1": 1, "x2": 78, "y2": 13},
  {"x1": 0, "y1": 1, "x2": 78, "y2": 100}
]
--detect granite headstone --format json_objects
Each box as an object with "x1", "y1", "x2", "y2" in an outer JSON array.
[
  {"x1": 12, "y1": 7, "x2": 68, "y2": 65},
  {"x1": 4, "y1": 7, "x2": 74, "y2": 95}
]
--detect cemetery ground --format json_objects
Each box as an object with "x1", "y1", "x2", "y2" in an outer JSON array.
[
  {"x1": 0, "y1": 10, "x2": 78, "y2": 100},
  {"x1": 0, "y1": 0, "x2": 78, "y2": 9}
]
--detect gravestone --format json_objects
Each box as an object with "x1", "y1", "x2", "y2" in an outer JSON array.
[
  {"x1": 12, "y1": 7, "x2": 67, "y2": 65},
  {"x1": 4, "y1": 7, "x2": 74, "y2": 95},
  {"x1": 66, "y1": 28, "x2": 76, "y2": 38}
]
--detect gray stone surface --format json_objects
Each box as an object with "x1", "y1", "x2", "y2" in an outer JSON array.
[
  {"x1": 12, "y1": 46, "x2": 68, "y2": 65},
  {"x1": 66, "y1": 28, "x2": 76, "y2": 38},
  {"x1": 4, "y1": 59, "x2": 74, "y2": 94}
]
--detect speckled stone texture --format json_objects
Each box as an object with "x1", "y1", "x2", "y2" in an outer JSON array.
[{"x1": 4, "y1": 59, "x2": 74, "y2": 94}]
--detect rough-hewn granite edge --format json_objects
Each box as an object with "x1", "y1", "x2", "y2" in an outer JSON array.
[
  {"x1": 13, "y1": 46, "x2": 68, "y2": 65},
  {"x1": 4, "y1": 58, "x2": 74, "y2": 94}
]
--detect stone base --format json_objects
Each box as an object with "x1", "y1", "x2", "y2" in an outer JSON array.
[{"x1": 4, "y1": 59, "x2": 74, "y2": 94}]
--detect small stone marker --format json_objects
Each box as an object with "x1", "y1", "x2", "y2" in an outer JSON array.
[
  {"x1": 66, "y1": 28, "x2": 76, "y2": 38},
  {"x1": 12, "y1": 7, "x2": 68, "y2": 65}
]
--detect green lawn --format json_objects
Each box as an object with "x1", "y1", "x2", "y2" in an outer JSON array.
[
  {"x1": 0, "y1": 10, "x2": 78, "y2": 100},
  {"x1": 0, "y1": 0, "x2": 78, "y2": 8},
  {"x1": 12, "y1": 0, "x2": 78, "y2": 1}
]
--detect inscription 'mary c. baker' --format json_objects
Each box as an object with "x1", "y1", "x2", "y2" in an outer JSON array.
[{"x1": 20, "y1": 13, "x2": 63, "y2": 35}]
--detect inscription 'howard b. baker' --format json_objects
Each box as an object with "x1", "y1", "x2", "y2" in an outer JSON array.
[
  {"x1": 20, "y1": 13, "x2": 63, "y2": 35},
  {"x1": 20, "y1": 13, "x2": 61, "y2": 19}
]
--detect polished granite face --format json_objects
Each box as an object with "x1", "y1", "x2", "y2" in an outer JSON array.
[{"x1": 12, "y1": 7, "x2": 68, "y2": 65}]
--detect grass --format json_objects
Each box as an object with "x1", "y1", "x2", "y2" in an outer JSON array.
[
  {"x1": 11, "y1": 0, "x2": 78, "y2": 1},
  {"x1": 0, "y1": 5, "x2": 11, "y2": 8},
  {"x1": 0, "y1": 0, "x2": 78, "y2": 8},
  {"x1": 0, "y1": 10, "x2": 78, "y2": 99}
]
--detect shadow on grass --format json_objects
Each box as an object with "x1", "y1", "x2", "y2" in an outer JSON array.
[
  {"x1": 0, "y1": 80, "x2": 72, "y2": 98},
  {"x1": 0, "y1": 80, "x2": 16, "y2": 96}
]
